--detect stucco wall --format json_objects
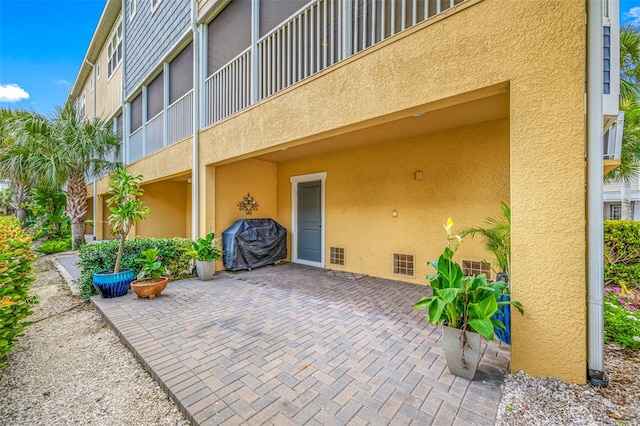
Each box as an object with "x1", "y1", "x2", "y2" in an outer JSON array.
[
  {"x1": 137, "y1": 181, "x2": 189, "y2": 238},
  {"x1": 277, "y1": 118, "x2": 509, "y2": 282},
  {"x1": 196, "y1": 0, "x2": 586, "y2": 382}
]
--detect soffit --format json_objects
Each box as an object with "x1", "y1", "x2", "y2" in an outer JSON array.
[{"x1": 255, "y1": 92, "x2": 509, "y2": 163}]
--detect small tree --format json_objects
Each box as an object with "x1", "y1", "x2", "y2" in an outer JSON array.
[{"x1": 107, "y1": 167, "x2": 149, "y2": 273}]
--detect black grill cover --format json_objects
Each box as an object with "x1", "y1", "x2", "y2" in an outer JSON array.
[{"x1": 222, "y1": 219, "x2": 287, "y2": 271}]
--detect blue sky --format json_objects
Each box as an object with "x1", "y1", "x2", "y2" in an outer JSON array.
[
  {"x1": 1, "y1": 0, "x2": 640, "y2": 116},
  {"x1": 0, "y1": 0, "x2": 104, "y2": 116}
]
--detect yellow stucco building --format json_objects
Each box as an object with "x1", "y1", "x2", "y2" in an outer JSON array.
[{"x1": 69, "y1": 0, "x2": 621, "y2": 384}]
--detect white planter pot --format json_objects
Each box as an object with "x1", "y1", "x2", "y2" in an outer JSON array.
[
  {"x1": 442, "y1": 325, "x2": 482, "y2": 380},
  {"x1": 195, "y1": 260, "x2": 216, "y2": 281}
]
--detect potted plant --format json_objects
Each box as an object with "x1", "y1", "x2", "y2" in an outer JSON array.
[
  {"x1": 130, "y1": 248, "x2": 169, "y2": 299},
  {"x1": 413, "y1": 218, "x2": 523, "y2": 380},
  {"x1": 186, "y1": 232, "x2": 223, "y2": 281},
  {"x1": 92, "y1": 167, "x2": 150, "y2": 298},
  {"x1": 460, "y1": 202, "x2": 513, "y2": 344}
]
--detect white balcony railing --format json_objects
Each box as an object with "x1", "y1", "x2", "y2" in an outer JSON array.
[
  {"x1": 129, "y1": 127, "x2": 143, "y2": 163},
  {"x1": 167, "y1": 90, "x2": 193, "y2": 144},
  {"x1": 145, "y1": 111, "x2": 165, "y2": 155},
  {"x1": 205, "y1": 48, "x2": 252, "y2": 126},
  {"x1": 130, "y1": 0, "x2": 465, "y2": 162}
]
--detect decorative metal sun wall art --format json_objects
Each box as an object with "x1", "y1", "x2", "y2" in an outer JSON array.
[{"x1": 238, "y1": 193, "x2": 260, "y2": 215}]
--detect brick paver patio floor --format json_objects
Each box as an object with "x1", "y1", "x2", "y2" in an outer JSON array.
[{"x1": 81, "y1": 261, "x2": 510, "y2": 425}]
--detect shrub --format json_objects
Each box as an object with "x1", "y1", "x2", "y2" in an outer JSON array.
[
  {"x1": 37, "y1": 239, "x2": 71, "y2": 255},
  {"x1": 604, "y1": 220, "x2": 640, "y2": 289},
  {"x1": 0, "y1": 217, "x2": 38, "y2": 370},
  {"x1": 604, "y1": 286, "x2": 640, "y2": 349},
  {"x1": 77, "y1": 237, "x2": 194, "y2": 298}
]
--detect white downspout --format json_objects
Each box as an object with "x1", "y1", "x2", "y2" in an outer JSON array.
[
  {"x1": 191, "y1": 0, "x2": 200, "y2": 239},
  {"x1": 587, "y1": 0, "x2": 607, "y2": 386}
]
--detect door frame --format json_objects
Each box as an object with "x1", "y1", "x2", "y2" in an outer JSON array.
[{"x1": 290, "y1": 172, "x2": 326, "y2": 268}]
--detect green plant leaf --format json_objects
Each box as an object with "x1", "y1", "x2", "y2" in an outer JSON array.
[{"x1": 468, "y1": 318, "x2": 495, "y2": 340}]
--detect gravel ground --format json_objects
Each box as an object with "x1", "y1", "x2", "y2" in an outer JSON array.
[
  {"x1": 0, "y1": 257, "x2": 188, "y2": 426},
  {"x1": 496, "y1": 346, "x2": 640, "y2": 425}
]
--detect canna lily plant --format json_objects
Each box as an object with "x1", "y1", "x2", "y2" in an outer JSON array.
[{"x1": 414, "y1": 218, "x2": 523, "y2": 342}]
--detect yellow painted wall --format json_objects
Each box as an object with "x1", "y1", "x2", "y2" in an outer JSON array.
[
  {"x1": 195, "y1": 0, "x2": 586, "y2": 382},
  {"x1": 136, "y1": 181, "x2": 189, "y2": 238},
  {"x1": 214, "y1": 159, "x2": 278, "y2": 271},
  {"x1": 128, "y1": 137, "x2": 192, "y2": 183},
  {"x1": 277, "y1": 119, "x2": 509, "y2": 281},
  {"x1": 84, "y1": 197, "x2": 94, "y2": 235}
]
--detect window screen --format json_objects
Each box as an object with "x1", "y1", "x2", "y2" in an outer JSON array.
[
  {"x1": 207, "y1": 0, "x2": 251, "y2": 75},
  {"x1": 147, "y1": 72, "x2": 164, "y2": 119},
  {"x1": 169, "y1": 42, "x2": 193, "y2": 104},
  {"x1": 130, "y1": 93, "x2": 142, "y2": 132},
  {"x1": 259, "y1": 0, "x2": 309, "y2": 37}
]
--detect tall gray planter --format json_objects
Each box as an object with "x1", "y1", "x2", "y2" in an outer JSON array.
[
  {"x1": 195, "y1": 260, "x2": 215, "y2": 281},
  {"x1": 442, "y1": 326, "x2": 482, "y2": 380}
]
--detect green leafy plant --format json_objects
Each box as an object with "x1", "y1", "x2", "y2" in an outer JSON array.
[
  {"x1": 605, "y1": 220, "x2": 640, "y2": 289},
  {"x1": 413, "y1": 218, "x2": 523, "y2": 341},
  {"x1": 77, "y1": 238, "x2": 193, "y2": 298},
  {"x1": 186, "y1": 232, "x2": 223, "y2": 261},
  {"x1": 0, "y1": 217, "x2": 39, "y2": 370},
  {"x1": 37, "y1": 239, "x2": 71, "y2": 255},
  {"x1": 135, "y1": 248, "x2": 167, "y2": 280},
  {"x1": 604, "y1": 285, "x2": 640, "y2": 349},
  {"x1": 107, "y1": 167, "x2": 150, "y2": 273}
]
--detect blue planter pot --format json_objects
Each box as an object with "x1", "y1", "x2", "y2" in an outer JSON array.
[
  {"x1": 493, "y1": 293, "x2": 511, "y2": 345},
  {"x1": 93, "y1": 268, "x2": 134, "y2": 298}
]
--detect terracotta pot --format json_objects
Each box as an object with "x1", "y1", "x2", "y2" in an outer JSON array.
[
  {"x1": 442, "y1": 326, "x2": 482, "y2": 380},
  {"x1": 130, "y1": 277, "x2": 169, "y2": 300}
]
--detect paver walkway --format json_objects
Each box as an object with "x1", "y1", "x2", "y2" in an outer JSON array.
[{"x1": 56, "y1": 255, "x2": 510, "y2": 425}]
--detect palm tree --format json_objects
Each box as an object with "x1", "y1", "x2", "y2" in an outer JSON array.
[
  {"x1": 15, "y1": 103, "x2": 120, "y2": 249},
  {"x1": 621, "y1": 24, "x2": 640, "y2": 105},
  {"x1": 0, "y1": 108, "x2": 38, "y2": 223}
]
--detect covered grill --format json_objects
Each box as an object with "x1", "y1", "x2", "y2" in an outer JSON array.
[{"x1": 222, "y1": 219, "x2": 287, "y2": 271}]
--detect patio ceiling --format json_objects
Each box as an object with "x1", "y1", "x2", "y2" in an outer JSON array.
[{"x1": 255, "y1": 90, "x2": 509, "y2": 163}]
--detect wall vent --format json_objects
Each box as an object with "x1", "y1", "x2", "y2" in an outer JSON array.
[
  {"x1": 462, "y1": 260, "x2": 491, "y2": 279},
  {"x1": 330, "y1": 247, "x2": 345, "y2": 266},
  {"x1": 393, "y1": 253, "x2": 415, "y2": 277}
]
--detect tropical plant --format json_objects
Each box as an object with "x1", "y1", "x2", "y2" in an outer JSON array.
[
  {"x1": 186, "y1": 232, "x2": 223, "y2": 261},
  {"x1": 460, "y1": 202, "x2": 511, "y2": 284},
  {"x1": 107, "y1": 167, "x2": 150, "y2": 274},
  {"x1": 0, "y1": 216, "x2": 38, "y2": 369},
  {"x1": 413, "y1": 218, "x2": 523, "y2": 341},
  {"x1": 621, "y1": 24, "x2": 640, "y2": 105},
  {"x1": 77, "y1": 237, "x2": 193, "y2": 298},
  {"x1": 0, "y1": 188, "x2": 13, "y2": 216},
  {"x1": 37, "y1": 239, "x2": 72, "y2": 255},
  {"x1": 0, "y1": 108, "x2": 38, "y2": 224},
  {"x1": 26, "y1": 186, "x2": 70, "y2": 240},
  {"x1": 134, "y1": 248, "x2": 167, "y2": 280},
  {"x1": 9, "y1": 103, "x2": 119, "y2": 249}
]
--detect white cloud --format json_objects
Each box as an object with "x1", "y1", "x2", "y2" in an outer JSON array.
[
  {"x1": 624, "y1": 7, "x2": 640, "y2": 25},
  {"x1": 54, "y1": 79, "x2": 71, "y2": 87},
  {"x1": 0, "y1": 83, "x2": 30, "y2": 103}
]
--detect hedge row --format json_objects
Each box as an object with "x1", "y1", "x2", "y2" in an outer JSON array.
[
  {"x1": 0, "y1": 216, "x2": 38, "y2": 370},
  {"x1": 604, "y1": 220, "x2": 640, "y2": 289},
  {"x1": 77, "y1": 238, "x2": 195, "y2": 298}
]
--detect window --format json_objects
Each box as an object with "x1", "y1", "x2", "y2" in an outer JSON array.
[
  {"x1": 96, "y1": 63, "x2": 101, "y2": 80},
  {"x1": 393, "y1": 253, "x2": 415, "y2": 277},
  {"x1": 107, "y1": 22, "x2": 123, "y2": 78},
  {"x1": 169, "y1": 42, "x2": 193, "y2": 104},
  {"x1": 78, "y1": 93, "x2": 86, "y2": 118},
  {"x1": 129, "y1": 0, "x2": 136, "y2": 20},
  {"x1": 90, "y1": 74, "x2": 94, "y2": 92},
  {"x1": 610, "y1": 204, "x2": 622, "y2": 220},
  {"x1": 462, "y1": 260, "x2": 491, "y2": 279}
]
